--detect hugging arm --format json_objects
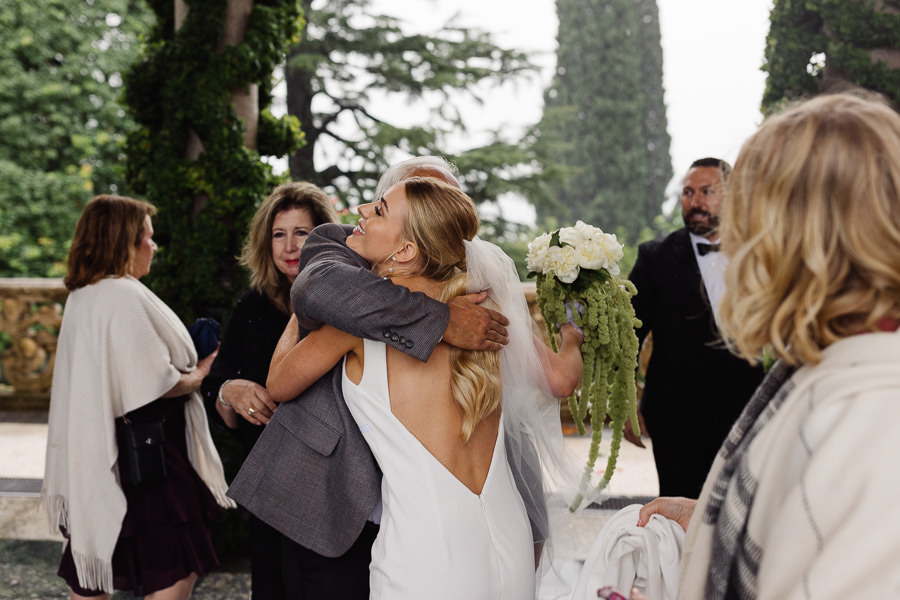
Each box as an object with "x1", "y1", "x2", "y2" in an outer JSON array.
[
  {"x1": 295, "y1": 224, "x2": 508, "y2": 359},
  {"x1": 294, "y1": 224, "x2": 447, "y2": 362},
  {"x1": 267, "y1": 314, "x2": 359, "y2": 403}
]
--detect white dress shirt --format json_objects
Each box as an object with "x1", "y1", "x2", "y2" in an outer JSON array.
[{"x1": 689, "y1": 232, "x2": 727, "y2": 328}]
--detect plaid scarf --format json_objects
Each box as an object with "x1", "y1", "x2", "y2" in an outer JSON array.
[{"x1": 701, "y1": 360, "x2": 798, "y2": 600}]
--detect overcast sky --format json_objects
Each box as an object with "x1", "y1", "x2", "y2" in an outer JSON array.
[
  {"x1": 373, "y1": 0, "x2": 772, "y2": 176},
  {"x1": 319, "y1": 0, "x2": 775, "y2": 220}
]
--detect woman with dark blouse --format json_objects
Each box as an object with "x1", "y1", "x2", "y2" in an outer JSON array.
[{"x1": 200, "y1": 181, "x2": 337, "y2": 600}]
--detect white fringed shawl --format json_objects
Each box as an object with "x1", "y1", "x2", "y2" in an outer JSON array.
[{"x1": 41, "y1": 275, "x2": 234, "y2": 593}]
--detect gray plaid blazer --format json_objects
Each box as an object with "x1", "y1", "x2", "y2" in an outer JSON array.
[{"x1": 227, "y1": 224, "x2": 449, "y2": 557}]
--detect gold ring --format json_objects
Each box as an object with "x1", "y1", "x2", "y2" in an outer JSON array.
[{"x1": 247, "y1": 407, "x2": 256, "y2": 416}]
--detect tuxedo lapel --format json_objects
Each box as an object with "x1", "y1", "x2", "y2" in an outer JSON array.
[{"x1": 672, "y1": 229, "x2": 713, "y2": 316}]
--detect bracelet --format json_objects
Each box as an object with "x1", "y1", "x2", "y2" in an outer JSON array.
[{"x1": 217, "y1": 379, "x2": 234, "y2": 408}]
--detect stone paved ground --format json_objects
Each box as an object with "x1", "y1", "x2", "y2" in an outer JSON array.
[
  {"x1": 0, "y1": 412, "x2": 658, "y2": 599},
  {"x1": 0, "y1": 540, "x2": 251, "y2": 600},
  {"x1": 0, "y1": 509, "x2": 642, "y2": 599}
]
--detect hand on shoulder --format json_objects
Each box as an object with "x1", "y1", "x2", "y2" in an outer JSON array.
[{"x1": 444, "y1": 292, "x2": 510, "y2": 352}]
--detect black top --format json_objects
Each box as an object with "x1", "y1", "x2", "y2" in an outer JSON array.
[{"x1": 200, "y1": 289, "x2": 290, "y2": 453}]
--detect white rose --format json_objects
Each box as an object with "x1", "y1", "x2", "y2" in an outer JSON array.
[
  {"x1": 600, "y1": 233, "x2": 624, "y2": 276},
  {"x1": 573, "y1": 220, "x2": 601, "y2": 239},
  {"x1": 549, "y1": 244, "x2": 580, "y2": 284},
  {"x1": 558, "y1": 226, "x2": 584, "y2": 249},
  {"x1": 574, "y1": 236, "x2": 608, "y2": 270},
  {"x1": 526, "y1": 233, "x2": 552, "y2": 272}
]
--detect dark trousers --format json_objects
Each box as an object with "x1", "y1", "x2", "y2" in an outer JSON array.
[
  {"x1": 645, "y1": 414, "x2": 717, "y2": 499},
  {"x1": 251, "y1": 514, "x2": 287, "y2": 600},
  {"x1": 280, "y1": 521, "x2": 379, "y2": 600}
]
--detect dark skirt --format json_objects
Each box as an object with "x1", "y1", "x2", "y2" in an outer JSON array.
[{"x1": 58, "y1": 397, "x2": 221, "y2": 596}]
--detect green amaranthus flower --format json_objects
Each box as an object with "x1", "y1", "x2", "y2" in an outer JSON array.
[{"x1": 527, "y1": 222, "x2": 642, "y2": 510}]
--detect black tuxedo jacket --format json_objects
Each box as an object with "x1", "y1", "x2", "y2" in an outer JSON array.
[{"x1": 628, "y1": 228, "x2": 764, "y2": 498}]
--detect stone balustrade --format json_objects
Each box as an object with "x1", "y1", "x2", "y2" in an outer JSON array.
[{"x1": 0, "y1": 279, "x2": 67, "y2": 402}]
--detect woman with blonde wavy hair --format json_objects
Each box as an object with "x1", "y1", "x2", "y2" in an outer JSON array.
[
  {"x1": 633, "y1": 92, "x2": 900, "y2": 599},
  {"x1": 265, "y1": 176, "x2": 585, "y2": 599}
]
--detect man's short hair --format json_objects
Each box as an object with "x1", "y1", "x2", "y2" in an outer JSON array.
[
  {"x1": 374, "y1": 156, "x2": 460, "y2": 198},
  {"x1": 689, "y1": 157, "x2": 732, "y2": 181}
]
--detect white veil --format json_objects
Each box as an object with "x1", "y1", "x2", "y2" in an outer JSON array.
[{"x1": 464, "y1": 236, "x2": 601, "y2": 544}]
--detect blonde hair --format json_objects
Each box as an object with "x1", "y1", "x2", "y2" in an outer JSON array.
[
  {"x1": 439, "y1": 275, "x2": 503, "y2": 442},
  {"x1": 241, "y1": 181, "x2": 338, "y2": 313},
  {"x1": 401, "y1": 176, "x2": 500, "y2": 442},
  {"x1": 719, "y1": 92, "x2": 900, "y2": 366}
]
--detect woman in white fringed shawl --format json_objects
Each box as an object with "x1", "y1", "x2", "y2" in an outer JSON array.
[
  {"x1": 627, "y1": 92, "x2": 900, "y2": 600},
  {"x1": 42, "y1": 195, "x2": 233, "y2": 600}
]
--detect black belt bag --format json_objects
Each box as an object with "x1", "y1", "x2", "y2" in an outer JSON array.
[{"x1": 116, "y1": 417, "x2": 167, "y2": 487}]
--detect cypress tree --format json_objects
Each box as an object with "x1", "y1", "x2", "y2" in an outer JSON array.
[{"x1": 536, "y1": 0, "x2": 671, "y2": 242}]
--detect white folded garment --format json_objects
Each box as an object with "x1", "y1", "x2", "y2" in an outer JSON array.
[{"x1": 572, "y1": 504, "x2": 685, "y2": 600}]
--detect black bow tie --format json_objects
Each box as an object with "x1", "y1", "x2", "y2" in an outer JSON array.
[{"x1": 697, "y1": 242, "x2": 720, "y2": 256}]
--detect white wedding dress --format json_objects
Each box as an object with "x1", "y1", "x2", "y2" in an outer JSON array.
[{"x1": 342, "y1": 339, "x2": 535, "y2": 600}]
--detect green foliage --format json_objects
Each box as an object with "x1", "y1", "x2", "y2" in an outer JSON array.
[
  {"x1": 532, "y1": 266, "x2": 641, "y2": 509},
  {"x1": 284, "y1": 0, "x2": 554, "y2": 239},
  {"x1": 123, "y1": 0, "x2": 305, "y2": 321},
  {"x1": 535, "y1": 0, "x2": 672, "y2": 243},
  {"x1": 0, "y1": 0, "x2": 152, "y2": 276},
  {"x1": 763, "y1": 0, "x2": 900, "y2": 110}
]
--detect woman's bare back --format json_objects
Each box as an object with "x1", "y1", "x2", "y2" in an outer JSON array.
[{"x1": 349, "y1": 342, "x2": 500, "y2": 495}]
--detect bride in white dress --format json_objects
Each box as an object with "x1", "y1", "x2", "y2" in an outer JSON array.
[{"x1": 267, "y1": 176, "x2": 585, "y2": 599}]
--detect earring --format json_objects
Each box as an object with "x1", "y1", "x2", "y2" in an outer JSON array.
[{"x1": 387, "y1": 255, "x2": 396, "y2": 274}]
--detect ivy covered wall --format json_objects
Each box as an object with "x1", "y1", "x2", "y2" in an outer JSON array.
[{"x1": 124, "y1": 0, "x2": 305, "y2": 322}]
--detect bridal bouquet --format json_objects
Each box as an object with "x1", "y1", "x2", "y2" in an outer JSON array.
[{"x1": 526, "y1": 221, "x2": 642, "y2": 510}]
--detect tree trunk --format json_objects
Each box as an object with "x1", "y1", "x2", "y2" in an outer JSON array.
[
  {"x1": 286, "y1": 0, "x2": 318, "y2": 182},
  {"x1": 286, "y1": 45, "x2": 318, "y2": 182},
  {"x1": 175, "y1": 0, "x2": 258, "y2": 217},
  {"x1": 217, "y1": 0, "x2": 259, "y2": 151}
]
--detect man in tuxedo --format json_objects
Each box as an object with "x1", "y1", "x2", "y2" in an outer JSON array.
[
  {"x1": 628, "y1": 157, "x2": 765, "y2": 498},
  {"x1": 228, "y1": 157, "x2": 515, "y2": 599}
]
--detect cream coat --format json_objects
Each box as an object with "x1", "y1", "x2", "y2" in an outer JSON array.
[{"x1": 679, "y1": 328, "x2": 900, "y2": 599}]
